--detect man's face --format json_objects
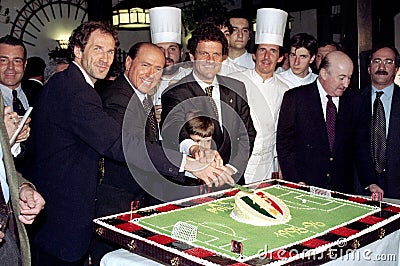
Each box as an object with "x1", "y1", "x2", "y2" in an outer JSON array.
[
  {"x1": 289, "y1": 47, "x2": 315, "y2": 78},
  {"x1": 190, "y1": 41, "x2": 223, "y2": 84},
  {"x1": 229, "y1": 18, "x2": 250, "y2": 50},
  {"x1": 253, "y1": 44, "x2": 282, "y2": 80},
  {"x1": 125, "y1": 44, "x2": 165, "y2": 94},
  {"x1": 368, "y1": 47, "x2": 398, "y2": 90},
  {"x1": 320, "y1": 56, "x2": 353, "y2": 97},
  {"x1": 74, "y1": 29, "x2": 115, "y2": 83},
  {"x1": 0, "y1": 43, "x2": 26, "y2": 89},
  {"x1": 315, "y1": 44, "x2": 337, "y2": 69},
  {"x1": 156, "y1": 42, "x2": 182, "y2": 76}
]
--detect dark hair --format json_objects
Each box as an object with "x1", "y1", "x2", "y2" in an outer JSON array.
[
  {"x1": 289, "y1": 33, "x2": 318, "y2": 57},
  {"x1": 368, "y1": 44, "x2": 400, "y2": 67},
  {"x1": 0, "y1": 35, "x2": 27, "y2": 60},
  {"x1": 185, "y1": 111, "x2": 214, "y2": 138},
  {"x1": 127, "y1": 42, "x2": 160, "y2": 61},
  {"x1": 69, "y1": 21, "x2": 119, "y2": 59},
  {"x1": 201, "y1": 15, "x2": 233, "y2": 35},
  {"x1": 318, "y1": 40, "x2": 342, "y2": 51},
  {"x1": 24, "y1": 56, "x2": 46, "y2": 78},
  {"x1": 187, "y1": 24, "x2": 229, "y2": 56},
  {"x1": 227, "y1": 8, "x2": 252, "y2": 28}
]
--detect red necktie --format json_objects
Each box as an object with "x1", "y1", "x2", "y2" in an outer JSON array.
[{"x1": 326, "y1": 95, "x2": 337, "y2": 151}]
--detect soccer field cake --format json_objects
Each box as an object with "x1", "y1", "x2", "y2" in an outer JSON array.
[{"x1": 93, "y1": 180, "x2": 400, "y2": 265}]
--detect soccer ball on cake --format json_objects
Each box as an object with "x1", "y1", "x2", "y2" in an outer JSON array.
[{"x1": 230, "y1": 190, "x2": 291, "y2": 226}]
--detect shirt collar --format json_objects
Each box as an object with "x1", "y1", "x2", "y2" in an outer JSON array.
[
  {"x1": 124, "y1": 74, "x2": 146, "y2": 102},
  {"x1": 193, "y1": 71, "x2": 218, "y2": 91},
  {"x1": 73, "y1": 61, "x2": 94, "y2": 88},
  {"x1": 371, "y1": 83, "x2": 394, "y2": 99}
]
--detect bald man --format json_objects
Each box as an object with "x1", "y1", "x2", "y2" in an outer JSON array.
[{"x1": 277, "y1": 51, "x2": 383, "y2": 195}]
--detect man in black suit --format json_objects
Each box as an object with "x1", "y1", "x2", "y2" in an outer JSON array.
[
  {"x1": 359, "y1": 45, "x2": 400, "y2": 199},
  {"x1": 91, "y1": 42, "x2": 209, "y2": 265},
  {"x1": 21, "y1": 56, "x2": 46, "y2": 107},
  {"x1": 161, "y1": 24, "x2": 257, "y2": 185},
  {"x1": 277, "y1": 50, "x2": 383, "y2": 195},
  {"x1": 29, "y1": 22, "x2": 233, "y2": 266}
]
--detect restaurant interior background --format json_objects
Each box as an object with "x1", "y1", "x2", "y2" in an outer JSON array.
[{"x1": 0, "y1": 0, "x2": 399, "y2": 88}]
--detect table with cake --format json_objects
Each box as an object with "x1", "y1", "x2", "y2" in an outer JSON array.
[{"x1": 93, "y1": 179, "x2": 400, "y2": 265}]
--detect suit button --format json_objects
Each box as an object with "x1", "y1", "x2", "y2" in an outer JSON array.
[
  {"x1": 329, "y1": 157, "x2": 334, "y2": 161},
  {"x1": 168, "y1": 168, "x2": 173, "y2": 173},
  {"x1": 326, "y1": 173, "x2": 330, "y2": 177}
]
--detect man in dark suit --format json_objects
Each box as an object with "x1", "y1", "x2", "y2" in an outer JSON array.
[
  {"x1": 21, "y1": 56, "x2": 46, "y2": 107},
  {"x1": 359, "y1": 45, "x2": 400, "y2": 199},
  {"x1": 29, "y1": 22, "x2": 232, "y2": 266},
  {"x1": 91, "y1": 42, "x2": 191, "y2": 265},
  {"x1": 277, "y1": 50, "x2": 383, "y2": 195},
  {"x1": 161, "y1": 24, "x2": 257, "y2": 185}
]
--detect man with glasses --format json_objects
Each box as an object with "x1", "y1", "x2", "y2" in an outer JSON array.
[
  {"x1": 160, "y1": 24, "x2": 257, "y2": 185},
  {"x1": 359, "y1": 45, "x2": 400, "y2": 199}
]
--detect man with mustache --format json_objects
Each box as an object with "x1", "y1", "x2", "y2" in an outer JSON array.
[
  {"x1": 149, "y1": 7, "x2": 191, "y2": 124},
  {"x1": 360, "y1": 45, "x2": 400, "y2": 199}
]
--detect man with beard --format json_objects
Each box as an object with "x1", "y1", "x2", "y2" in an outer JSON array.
[
  {"x1": 149, "y1": 7, "x2": 191, "y2": 123},
  {"x1": 359, "y1": 45, "x2": 400, "y2": 199}
]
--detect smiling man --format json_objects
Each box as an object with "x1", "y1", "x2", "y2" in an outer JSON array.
[
  {"x1": 160, "y1": 24, "x2": 257, "y2": 185},
  {"x1": 277, "y1": 50, "x2": 384, "y2": 196}
]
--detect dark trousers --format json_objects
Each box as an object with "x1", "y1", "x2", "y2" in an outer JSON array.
[
  {"x1": 0, "y1": 229, "x2": 22, "y2": 266},
  {"x1": 32, "y1": 244, "x2": 89, "y2": 266}
]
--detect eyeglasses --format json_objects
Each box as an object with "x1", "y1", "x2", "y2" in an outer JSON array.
[
  {"x1": 371, "y1": 58, "x2": 395, "y2": 66},
  {"x1": 195, "y1": 50, "x2": 222, "y2": 60},
  {"x1": 0, "y1": 56, "x2": 25, "y2": 66}
]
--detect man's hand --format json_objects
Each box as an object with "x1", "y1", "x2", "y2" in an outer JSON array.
[
  {"x1": 184, "y1": 156, "x2": 234, "y2": 187},
  {"x1": 4, "y1": 106, "x2": 31, "y2": 142},
  {"x1": 154, "y1": 105, "x2": 162, "y2": 123},
  {"x1": 368, "y1": 183, "x2": 384, "y2": 196},
  {"x1": 18, "y1": 184, "x2": 45, "y2": 224},
  {"x1": 189, "y1": 145, "x2": 223, "y2": 167}
]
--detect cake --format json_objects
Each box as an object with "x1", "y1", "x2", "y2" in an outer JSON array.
[
  {"x1": 94, "y1": 179, "x2": 400, "y2": 265},
  {"x1": 230, "y1": 190, "x2": 291, "y2": 226}
]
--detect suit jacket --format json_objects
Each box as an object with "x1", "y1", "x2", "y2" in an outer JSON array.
[
  {"x1": 361, "y1": 84, "x2": 400, "y2": 198},
  {"x1": 160, "y1": 73, "x2": 257, "y2": 182},
  {"x1": 95, "y1": 75, "x2": 162, "y2": 217},
  {"x1": 0, "y1": 92, "x2": 32, "y2": 266},
  {"x1": 277, "y1": 81, "x2": 376, "y2": 194},
  {"x1": 21, "y1": 79, "x2": 43, "y2": 107},
  {"x1": 28, "y1": 63, "x2": 183, "y2": 261}
]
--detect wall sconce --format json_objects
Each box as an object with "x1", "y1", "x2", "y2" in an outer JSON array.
[
  {"x1": 112, "y1": 7, "x2": 150, "y2": 29},
  {"x1": 57, "y1": 40, "x2": 69, "y2": 49}
]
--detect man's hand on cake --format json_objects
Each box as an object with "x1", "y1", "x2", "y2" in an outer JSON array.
[
  {"x1": 368, "y1": 184, "x2": 384, "y2": 196},
  {"x1": 189, "y1": 145, "x2": 223, "y2": 167}
]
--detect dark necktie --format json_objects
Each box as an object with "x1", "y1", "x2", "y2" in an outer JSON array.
[
  {"x1": 12, "y1": 90, "x2": 25, "y2": 116},
  {"x1": 326, "y1": 95, "x2": 337, "y2": 151},
  {"x1": 142, "y1": 96, "x2": 159, "y2": 140},
  {"x1": 205, "y1": 86, "x2": 219, "y2": 118},
  {"x1": 371, "y1": 91, "x2": 386, "y2": 173}
]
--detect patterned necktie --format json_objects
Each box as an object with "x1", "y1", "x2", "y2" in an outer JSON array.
[
  {"x1": 371, "y1": 91, "x2": 386, "y2": 173},
  {"x1": 142, "y1": 96, "x2": 159, "y2": 140},
  {"x1": 12, "y1": 90, "x2": 25, "y2": 116},
  {"x1": 205, "y1": 86, "x2": 219, "y2": 118},
  {"x1": 326, "y1": 95, "x2": 337, "y2": 151}
]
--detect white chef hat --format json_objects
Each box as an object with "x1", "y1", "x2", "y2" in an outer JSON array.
[
  {"x1": 149, "y1": 7, "x2": 182, "y2": 44},
  {"x1": 255, "y1": 8, "x2": 288, "y2": 46}
]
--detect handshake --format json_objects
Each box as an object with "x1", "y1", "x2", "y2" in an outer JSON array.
[{"x1": 184, "y1": 145, "x2": 235, "y2": 188}]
